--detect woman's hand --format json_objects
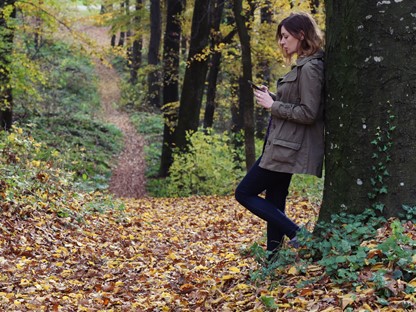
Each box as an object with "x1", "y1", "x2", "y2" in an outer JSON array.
[{"x1": 254, "y1": 86, "x2": 274, "y2": 109}]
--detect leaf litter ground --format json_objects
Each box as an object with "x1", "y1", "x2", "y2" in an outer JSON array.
[{"x1": 1, "y1": 194, "x2": 414, "y2": 311}]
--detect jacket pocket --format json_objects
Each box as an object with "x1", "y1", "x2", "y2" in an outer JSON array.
[{"x1": 271, "y1": 139, "x2": 301, "y2": 164}]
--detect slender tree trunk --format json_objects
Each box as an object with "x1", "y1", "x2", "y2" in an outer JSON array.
[
  {"x1": 129, "y1": 0, "x2": 143, "y2": 84},
  {"x1": 118, "y1": 1, "x2": 126, "y2": 46},
  {"x1": 232, "y1": 0, "x2": 255, "y2": 170},
  {"x1": 159, "y1": 0, "x2": 184, "y2": 177},
  {"x1": 34, "y1": 1, "x2": 43, "y2": 51},
  {"x1": 310, "y1": 0, "x2": 320, "y2": 14},
  {"x1": 255, "y1": 1, "x2": 272, "y2": 139},
  {"x1": 147, "y1": 0, "x2": 162, "y2": 108},
  {"x1": 174, "y1": 0, "x2": 212, "y2": 150},
  {"x1": 102, "y1": 1, "x2": 117, "y2": 46},
  {"x1": 0, "y1": 0, "x2": 16, "y2": 131},
  {"x1": 203, "y1": 0, "x2": 225, "y2": 129},
  {"x1": 319, "y1": 1, "x2": 416, "y2": 222}
]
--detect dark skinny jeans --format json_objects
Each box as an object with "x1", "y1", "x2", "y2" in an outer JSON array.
[{"x1": 235, "y1": 157, "x2": 299, "y2": 252}]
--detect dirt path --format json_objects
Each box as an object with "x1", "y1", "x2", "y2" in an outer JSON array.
[{"x1": 83, "y1": 25, "x2": 147, "y2": 198}]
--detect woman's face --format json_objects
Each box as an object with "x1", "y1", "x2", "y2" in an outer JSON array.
[{"x1": 279, "y1": 26, "x2": 301, "y2": 56}]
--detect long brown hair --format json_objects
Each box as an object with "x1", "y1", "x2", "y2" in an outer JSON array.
[{"x1": 277, "y1": 12, "x2": 323, "y2": 61}]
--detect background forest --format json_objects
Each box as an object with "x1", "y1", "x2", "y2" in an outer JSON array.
[
  {"x1": 1, "y1": 0, "x2": 325, "y2": 198},
  {"x1": 0, "y1": 0, "x2": 415, "y2": 311}
]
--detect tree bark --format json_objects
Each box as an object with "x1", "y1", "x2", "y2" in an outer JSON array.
[
  {"x1": 159, "y1": 0, "x2": 184, "y2": 177},
  {"x1": 255, "y1": 0, "x2": 272, "y2": 139},
  {"x1": 0, "y1": 0, "x2": 16, "y2": 131},
  {"x1": 232, "y1": 0, "x2": 256, "y2": 170},
  {"x1": 203, "y1": 0, "x2": 225, "y2": 129},
  {"x1": 147, "y1": 0, "x2": 162, "y2": 108},
  {"x1": 310, "y1": 0, "x2": 320, "y2": 14},
  {"x1": 118, "y1": 1, "x2": 126, "y2": 46},
  {"x1": 128, "y1": 0, "x2": 143, "y2": 85},
  {"x1": 319, "y1": 1, "x2": 416, "y2": 222},
  {"x1": 173, "y1": 0, "x2": 212, "y2": 150}
]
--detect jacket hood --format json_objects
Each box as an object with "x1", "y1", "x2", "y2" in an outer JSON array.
[{"x1": 296, "y1": 50, "x2": 324, "y2": 67}]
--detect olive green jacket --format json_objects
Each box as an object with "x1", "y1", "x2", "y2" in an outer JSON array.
[{"x1": 259, "y1": 50, "x2": 325, "y2": 177}]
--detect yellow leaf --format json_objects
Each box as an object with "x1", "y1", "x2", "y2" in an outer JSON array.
[
  {"x1": 225, "y1": 253, "x2": 237, "y2": 260},
  {"x1": 288, "y1": 266, "x2": 298, "y2": 275},
  {"x1": 362, "y1": 303, "x2": 374, "y2": 311},
  {"x1": 341, "y1": 294, "x2": 356, "y2": 310},
  {"x1": 278, "y1": 303, "x2": 292, "y2": 308},
  {"x1": 235, "y1": 283, "x2": 250, "y2": 290},
  {"x1": 222, "y1": 275, "x2": 234, "y2": 280},
  {"x1": 168, "y1": 252, "x2": 178, "y2": 260},
  {"x1": 229, "y1": 266, "x2": 240, "y2": 273}
]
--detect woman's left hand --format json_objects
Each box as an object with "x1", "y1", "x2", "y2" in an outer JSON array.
[{"x1": 254, "y1": 88, "x2": 274, "y2": 109}]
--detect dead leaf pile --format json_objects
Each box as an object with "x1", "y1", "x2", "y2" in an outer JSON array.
[{"x1": 0, "y1": 195, "x2": 415, "y2": 311}]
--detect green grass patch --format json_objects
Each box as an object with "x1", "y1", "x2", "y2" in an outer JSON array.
[{"x1": 22, "y1": 115, "x2": 122, "y2": 192}]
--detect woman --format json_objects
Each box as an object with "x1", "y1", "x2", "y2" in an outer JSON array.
[{"x1": 235, "y1": 12, "x2": 324, "y2": 256}]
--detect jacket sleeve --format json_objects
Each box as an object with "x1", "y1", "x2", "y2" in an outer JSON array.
[{"x1": 270, "y1": 60, "x2": 324, "y2": 125}]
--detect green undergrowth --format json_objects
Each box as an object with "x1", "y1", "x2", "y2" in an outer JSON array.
[
  {"x1": 246, "y1": 207, "x2": 416, "y2": 304},
  {"x1": 0, "y1": 127, "x2": 124, "y2": 220},
  {"x1": 13, "y1": 38, "x2": 123, "y2": 192},
  {"x1": 132, "y1": 111, "x2": 324, "y2": 200},
  {"x1": 22, "y1": 116, "x2": 122, "y2": 191}
]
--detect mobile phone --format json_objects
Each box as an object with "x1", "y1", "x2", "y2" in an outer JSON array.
[{"x1": 247, "y1": 80, "x2": 262, "y2": 91}]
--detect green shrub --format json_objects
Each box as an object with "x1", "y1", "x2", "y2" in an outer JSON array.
[{"x1": 166, "y1": 129, "x2": 245, "y2": 197}]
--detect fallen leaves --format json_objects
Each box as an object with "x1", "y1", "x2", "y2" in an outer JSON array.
[{"x1": 0, "y1": 194, "x2": 415, "y2": 311}]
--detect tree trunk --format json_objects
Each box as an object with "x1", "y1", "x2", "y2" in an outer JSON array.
[
  {"x1": 232, "y1": 0, "x2": 255, "y2": 170},
  {"x1": 0, "y1": 0, "x2": 16, "y2": 131},
  {"x1": 159, "y1": 0, "x2": 183, "y2": 177},
  {"x1": 147, "y1": 0, "x2": 162, "y2": 108},
  {"x1": 118, "y1": 1, "x2": 126, "y2": 46},
  {"x1": 204, "y1": 1, "x2": 237, "y2": 129},
  {"x1": 203, "y1": 0, "x2": 224, "y2": 129},
  {"x1": 129, "y1": 0, "x2": 143, "y2": 85},
  {"x1": 319, "y1": 1, "x2": 416, "y2": 222},
  {"x1": 255, "y1": 1, "x2": 272, "y2": 139},
  {"x1": 310, "y1": 0, "x2": 320, "y2": 13},
  {"x1": 173, "y1": 0, "x2": 211, "y2": 150},
  {"x1": 203, "y1": 51, "x2": 221, "y2": 129}
]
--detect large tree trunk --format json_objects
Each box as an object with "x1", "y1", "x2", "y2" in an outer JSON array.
[
  {"x1": 0, "y1": 0, "x2": 16, "y2": 131},
  {"x1": 173, "y1": 0, "x2": 211, "y2": 150},
  {"x1": 232, "y1": 0, "x2": 255, "y2": 170},
  {"x1": 147, "y1": 0, "x2": 162, "y2": 108},
  {"x1": 319, "y1": 1, "x2": 416, "y2": 222},
  {"x1": 159, "y1": 0, "x2": 183, "y2": 177}
]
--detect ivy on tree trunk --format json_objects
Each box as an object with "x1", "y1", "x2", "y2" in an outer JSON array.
[{"x1": 319, "y1": 1, "x2": 416, "y2": 222}]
